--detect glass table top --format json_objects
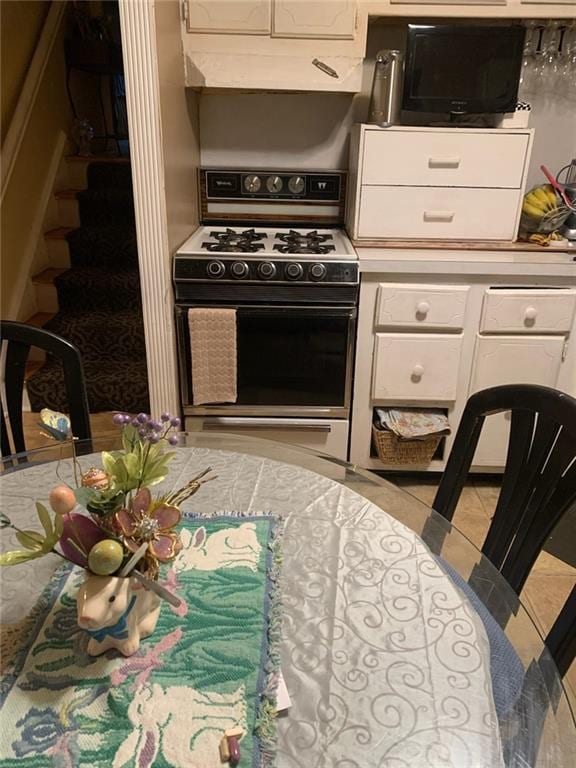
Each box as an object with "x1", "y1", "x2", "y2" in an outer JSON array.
[{"x1": 1, "y1": 432, "x2": 574, "y2": 766}]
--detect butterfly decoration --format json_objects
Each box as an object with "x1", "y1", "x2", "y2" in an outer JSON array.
[{"x1": 38, "y1": 409, "x2": 71, "y2": 442}]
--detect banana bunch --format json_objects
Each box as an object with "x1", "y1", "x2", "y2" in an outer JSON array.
[{"x1": 522, "y1": 185, "x2": 559, "y2": 219}]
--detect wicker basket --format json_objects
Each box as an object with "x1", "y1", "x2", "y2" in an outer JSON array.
[{"x1": 372, "y1": 426, "x2": 441, "y2": 466}]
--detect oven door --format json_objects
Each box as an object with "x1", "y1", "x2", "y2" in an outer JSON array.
[{"x1": 177, "y1": 305, "x2": 356, "y2": 418}]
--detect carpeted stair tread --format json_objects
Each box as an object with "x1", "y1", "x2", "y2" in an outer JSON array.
[
  {"x1": 54, "y1": 267, "x2": 141, "y2": 312},
  {"x1": 87, "y1": 162, "x2": 132, "y2": 190},
  {"x1": 66, "y1": 225, "x2": 138, "y2": 269},
  {"x1": 27, "y1": 358, "x2": 149, "y2": 414},
  {"x1": 44, "y1": 309, "x2": 146, "y2": 362},
  {"x1": 33, "y1": 157, "x2": 148, "y2": 413},
  {"x1": 77, "y1": 189, "x2": 135, "y2": 226}
]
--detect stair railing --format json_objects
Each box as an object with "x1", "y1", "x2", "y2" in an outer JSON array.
[{"x1": 1, "y1": 1, "x2": 67, "y2": 201}]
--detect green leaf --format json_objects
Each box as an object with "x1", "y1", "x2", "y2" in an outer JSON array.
[
  {"x1": 101, "y1": 451, "x2": 116, "y2": 478},
  {"x1": 16, "y1": 530, "x2": 44, "y2": 550},
  {"x1": 0, "y1": 549, "x2": 45, "y2": 565},
  {"x1": 36, "y1": 502, "x2": 53, "y2": 538},
  {"x1": 0, "y1": 512, "x2": 12, "y2": 529},
  {"x1": 122, "y1": 424, "x2": 140, "y2": 453},
  {"x1": 54, "y1": 514, "x2": 64, "y2": 537},
  {"x1": 74, "y1": 487, "x2": 98, "y2": 509}
]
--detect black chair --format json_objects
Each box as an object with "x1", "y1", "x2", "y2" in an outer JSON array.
[
  {"x1": 431, "y1": 384, "x2": 576, "y2": 679},
  {"x1": 1, "y1": 321, "x2": 92, "y2": 457}
]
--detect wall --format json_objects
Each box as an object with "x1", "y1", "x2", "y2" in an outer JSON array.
[
  {"x1": 0, "y1": 0, "x2": 51, "y2": 139},
  {"x1": 1, "y1": 12, "x2": 71, "y2": 320},
  {"x1": 155, "y1": 0, "x2": 201, "y2": 252},
  {"x1": 199, "y1": 18, "x2": 576, "y2": 190}
]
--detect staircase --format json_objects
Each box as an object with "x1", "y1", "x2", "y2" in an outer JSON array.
[{"x1": 26, "y1": 154, "x2": 150, "y2": 414}]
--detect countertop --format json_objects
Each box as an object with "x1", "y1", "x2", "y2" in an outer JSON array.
[{"x1": 353, "y1": 238, "x2": 576, "y2": 278}]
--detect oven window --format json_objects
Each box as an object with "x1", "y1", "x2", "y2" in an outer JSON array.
[{"x1": 237, "y1": 311, "x2": 350, "y2": 406}]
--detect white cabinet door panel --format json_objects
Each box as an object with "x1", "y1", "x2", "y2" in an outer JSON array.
[
  {"x1": 373, "y1": 333, "x2": 463, "y2": 401},
  {"x1": 362, "y1": 130, "x2": 529, "y2": 189},
  {"x1": 470, "y1": 335, "x2": 565, "y2": 466},
  {"x1": 187, "y1": 1, "x2": 271, "y2": 34},
  {"x1": 480, "y1": 289, "x2": 576, "y2": 334},
  {"x1": 376, "y1": 283, "x2": 469, "y2": 330},
  {"x1": 273, "y1": 0, "x2": 356, "y2": 39},
  {"x1": 358, "y1": 186, "x2": 519, "y2": 240}
]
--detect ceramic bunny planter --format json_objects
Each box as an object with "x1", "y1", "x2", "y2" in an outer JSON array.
[{"x1": 77, "y1": 573, "x2": 161, "y2": 657}]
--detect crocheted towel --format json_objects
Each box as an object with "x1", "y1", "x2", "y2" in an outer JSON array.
[
  {"x1": 0, "y1": 514, "x2": 282, "y2": 768},
  {"x1": 188, "y1": 308, "x2": 237, "y2": 405}
]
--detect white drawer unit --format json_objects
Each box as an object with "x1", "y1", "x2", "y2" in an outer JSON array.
[
  {"x1": 358, "y1": 186, "x2": 519, "y2": 240},
  {"x1": 375, "y1": 283, "x2": 469, "y2": 330},
  {"x1": 372, "y1": 333, "x2": 463, "y2": 401},
  {"x1": 347, "y1": 125, "x2": 534, "y2": 242},
  {"x1": 480, "y1": 288, "x2": 576, "y2": 334},
  {"x1": 362, "y1": 130, "x2": 529, "y2": 189}
]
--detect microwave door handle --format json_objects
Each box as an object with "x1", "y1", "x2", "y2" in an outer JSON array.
[{"x1": 202, "y1": 418, "x2": 332, "y2": 433}]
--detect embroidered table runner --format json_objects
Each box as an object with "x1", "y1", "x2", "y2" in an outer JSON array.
[{"x1": 0, "y1": 515, "x2": 281, "y2": 768}]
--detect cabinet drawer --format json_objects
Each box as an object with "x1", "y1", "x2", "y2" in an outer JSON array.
[
  {"x1": 372, "y1": 333, "x2": 463, "y2": 401},
  {"x1": 358, "y1": 186, "x2": 519, "y2": 240},
  {"x1": 480, "y1": 289, "x2": 576, "y2": 334},
  {"x1": 376, "y1": 283, "x2": 469, "y2": 330},
  {"x1": 362, "y1": 130, "x2": 529, "y2": 188},
  {"x1": 185, "y1": 417, "x2": 349, "y2": 461}
]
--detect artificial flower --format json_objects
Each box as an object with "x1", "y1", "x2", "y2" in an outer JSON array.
[{"x1": 116, "y1": 488, "x2": 182, "y2": 563}]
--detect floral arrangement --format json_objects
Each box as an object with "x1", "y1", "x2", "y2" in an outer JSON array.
[{"x1": 0, "y1": 411, "x2": 213, "y2": 592}]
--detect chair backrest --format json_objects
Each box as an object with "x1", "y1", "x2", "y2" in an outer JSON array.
[
  {"x1": 432, "y1": 384, "x2": 576, "y2": 678},
  {"x1": 0, "y1": 321, "x2": 92, "y2": 456}
]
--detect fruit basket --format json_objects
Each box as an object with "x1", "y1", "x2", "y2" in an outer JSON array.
[{"x1": 520, "y1": 184, "x2": 570, "y2": 236}]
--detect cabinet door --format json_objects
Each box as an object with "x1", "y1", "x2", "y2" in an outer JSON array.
[
  {"x1": 187, "y1": 1, "x2": 271, "y2": 34},
  {"x1": 272, "y1": 1, "x2": 356, "y2": 39},
  {"x1": 470, "y1": 335, "x2": 565, "y2": 466}
]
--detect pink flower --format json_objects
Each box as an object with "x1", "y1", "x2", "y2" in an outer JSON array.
[{"x1": 115, "y1": 488, "x2": 181, "y2": 563}]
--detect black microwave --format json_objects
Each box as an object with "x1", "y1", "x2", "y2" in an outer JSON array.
[{"x1": 402, "y1": 24, "x2": 525, "y2": 116}]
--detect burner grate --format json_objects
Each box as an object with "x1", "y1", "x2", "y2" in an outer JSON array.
[
  {"x1": 273, "y1": 230, "x2": 335, "y2": 255},
  {"x1": 272, "y1": 229, "x2": 336, "y2": 254},
  {"x1": 202, "y1": 228, "x2": 267, "y2": 252}
]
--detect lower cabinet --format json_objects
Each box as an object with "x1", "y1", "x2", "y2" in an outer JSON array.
[
  {"x1": 349, "y1": 276, "x2": 576, "y2": 472},
  {"x1": 470, "y1": 334, "x2": 565, "y2": 466}
]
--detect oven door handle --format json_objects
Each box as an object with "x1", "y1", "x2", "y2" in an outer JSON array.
[{"x1": 202, "y1": 418, "x2": 332, "y2": 432}]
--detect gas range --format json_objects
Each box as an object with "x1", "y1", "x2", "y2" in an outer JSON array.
[{"x1": 173, "y1": 168, "x2": 358, "y2": 461}]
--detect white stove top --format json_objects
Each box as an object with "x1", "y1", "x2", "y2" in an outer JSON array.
[{"x1": 178, "y1": 226, "x2": 357, "y2": 259}]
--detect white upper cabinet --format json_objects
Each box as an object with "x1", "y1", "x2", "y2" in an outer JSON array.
[
  {"x1": 187, "y1": 1, "x2": 271, "y2": 34},
  {"x1": 272, "y1": 1, "x2": 357, "y2": 39}
]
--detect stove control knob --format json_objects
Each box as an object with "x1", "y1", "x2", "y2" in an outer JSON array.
[
  {"x1": 207, "y1": 260, "x2": 225, "y2": 279},
  {"x1": 285, "y1": 262, "x2": 303, "y2": 280},
  {"x1": 244, "y1": 174, "x2": 261, "y2": 193},
  {"x1": 231, "y1": 261, "x2": 249, "y2": 279},
  {"x1": 266, "y1": 175, "x2": 283, "y2": 194},
  {"x1": 310, "y1": 263, "x2": 327, "y2": 281},
  {"x1": 258, "y1": 261, "x2": 276, "y2": 280},
  {"x1": 288, "y1": 175, "x2": 305, "y2": 195}
]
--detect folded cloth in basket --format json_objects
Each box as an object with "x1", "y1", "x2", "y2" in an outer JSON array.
[
  {"x1": 375, "y1": 407, "x2": 450, "y2": 440},
  {"x1": 188, "y1": 308, "x2": 237, "y2": 405}
]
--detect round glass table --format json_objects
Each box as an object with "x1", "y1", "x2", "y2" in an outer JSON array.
[{"x1": 1, "y1": 433, "x2": 574, "y2": 767}]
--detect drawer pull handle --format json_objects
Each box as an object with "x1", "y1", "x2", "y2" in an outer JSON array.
[
  {"x1": 412, "y1": 364, "x2": 425, "y2": 379},
  {"x1": 428, "y1": 157, "x2": 460, "y2": 169},
  {"x1": 524, "y1": 306, "x2": 538, "y2": 322},
  {"x1": 416, "y1": 301, "x2": 430, "y2": 316},
  {"x1": 424, "y1": 211, "x2": 454, "y2": 223}
]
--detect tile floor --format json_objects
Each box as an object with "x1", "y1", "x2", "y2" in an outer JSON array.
[{"x1": 16, "y1": 412, "x2": 576, "y2": 712}]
